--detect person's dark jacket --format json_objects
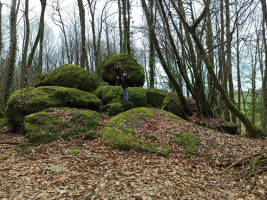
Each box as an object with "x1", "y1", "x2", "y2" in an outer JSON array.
[
  {"x1": 116, "y1": 67, "x2": 123, "y2": 78},
  {"x1": 121, "y1": 76, "x2": 130, "y2": 88}
]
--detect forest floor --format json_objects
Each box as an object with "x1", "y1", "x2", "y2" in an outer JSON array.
[{"x1": 0, "y1": 113, "x2": 267, "y2": 200}]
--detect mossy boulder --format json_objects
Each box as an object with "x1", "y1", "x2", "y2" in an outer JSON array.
[
  {"x1": 6, "y1": 86, "x2": 101, "y2": 123},
  {"x1": 94, "y1": 86, "x2": 147, "y2": 107},
  {"x1": 24, "y1": 107, "x2": 100, "y2": 143},
  {"x1": 102, "y1": 108, "x2": 179, "y2": 157},
  {"x1": 84, "y1": 131, "x2": 99, "y2": 140},
  {"x1": 100, "y1": 53, "x2": 145, "y2": 86},
  {"x1": 147, "y1": 89, "x2": 168, "y2": 108},
  {"x1": 102, "y1": 102, "x2": 134, "y2": 117},
  {"x1": 162, "y1": 97, "x2": 188, "y2": 121},
  {"x1": 170, "y1": 132, "x2": 199, "y2": 155},
  {"x1": 35, "y1": 64, "x2": 98, "y2": 92},
  {"x1": 0, "y1": 118, "x2": 16, "y2": 132},
  {"x1": 216, "y1": 123, "x2": 239, "y2": 135}
]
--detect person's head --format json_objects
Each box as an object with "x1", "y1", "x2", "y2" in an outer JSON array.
[
  {"x1": 123, "y1": 71, "x2": 128, "y2": 76},
  {"x1": 117, "y1": 62, "x2": 121, "y2": 67}
]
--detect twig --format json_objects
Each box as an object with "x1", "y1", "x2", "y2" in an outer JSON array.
[
  {"x1": 249, "y1": 175, "x2": 258, "y2": 193},
  {"x1": 222, "y1": 153, "x2": 261, "y2": 173}
]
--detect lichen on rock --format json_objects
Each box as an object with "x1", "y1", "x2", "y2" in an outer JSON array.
[
  {"x1": 100, "y1": 53, "x2": 145, "y2": 86},
  {"x1": 35, "y1": 64, "x2": 98, "y2": 92}
]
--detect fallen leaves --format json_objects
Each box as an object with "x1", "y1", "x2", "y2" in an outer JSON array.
[{"x1": 0, "y1": 112, "x2": 266, "y2": 199}]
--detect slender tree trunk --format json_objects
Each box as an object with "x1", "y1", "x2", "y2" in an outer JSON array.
[
  {"x1": 118, "y1": 0, "x2": 123, "y2": 54},
  {"x1": 122, "y1": 0, "x2": 127, "y2": 53},
  {"x1": 141, "y1": 0, "x2": 192, "y2": 116},
  {"x1": 21, "y1": 0, "x2": 30, "y2": 87},
  {"x1": 148, "y1": 0, "x2": 155, "y2": 89},
  {"x1": 77, "y1": 0, "x2": 89, "y2": 72},
  {"x1": 170, "y1": 0, "x2": 264, "y2": 138},
  {"x1": 37, "y1": 0, "x2": 46, "y2": 73},
  {"x1": 1, "y1": 0, "x2": 20, "y2": 111},
  {"x1": 225, "y1": 0, "x2": 236, "y2": 123},
  {"x1": 126, "y1": 0, "x2": 131, "y2": 55},
  {"x1": 260, "y1": 1, "x2": 267, "y2": 131},
  {"x1": 21, "y1": 0, "x2": 46, "y2": 88}
]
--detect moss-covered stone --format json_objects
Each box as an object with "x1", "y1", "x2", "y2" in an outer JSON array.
[
  {"x1": 102, "y1": 127, "x2": 158, "y2": 153},
  {"x1": 216, "y1": 123, "x2": 239, "y2": 135},
  {"x1": 107, "y1": 107, "x2": 154, "y2": 134},
  {"x1": 35, "y1": 64, "x2": 98, "y2": 92},
  {"x1": 161, "y1": 97, "x2": 188, "y2": 121},
  {"x1": 147, "y1": 89, "x2": 168, "y2": 108},
  {"x1": 102, "y1": 102, "x2": 134, "y2": 117},
  {"x1": 84, "y1": 131, "x2": 99, "y2": 140},
  {"x1": 25, "y1": 108, "x2": 100, "y2": 143},
  {"x1": 67, "y1": 150, "x2": 83, "y2": 155},
  {"x1": 100, "y1": 53, "x2": 145, "y2": 86},
  {"x1": 0, "y1": 118, "x2": 16, "y2": 131},
  {"x1": 170, "y1": 132, "x2": 199, "y2": 155},
  {"x1": 94, "y1": 86, "x2": 147, "y2": 107},
  {"x1": 6, "y1": 86, "x2": 101, "y2": 123}
]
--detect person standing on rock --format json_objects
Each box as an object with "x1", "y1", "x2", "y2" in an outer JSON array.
[
  {"x1": 121, "y1": 71, "x2": 130, "y2": 101},
  {"x1": 116, "y1": 62, "x2": 123, "y2": 86}
]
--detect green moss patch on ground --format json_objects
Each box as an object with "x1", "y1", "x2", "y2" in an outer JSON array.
[
  {"x1": 35, "y1": 64, "x2": 98, "y2": 92},
  {"x1": 25, "y1": 107, "x2": 100, "y2": 143},
  {"x1": 67, "y1": 150, "x2": 83, "y2": 155},
  {"x1": 170, "y1": 132, "x2": 199, "y2": 155},
  {"x1": 100, "y1": 53, "x2": 145, "y2": 86},
  {"x1": 6, "y1": 86, "x2": 101, "y2": 123}
]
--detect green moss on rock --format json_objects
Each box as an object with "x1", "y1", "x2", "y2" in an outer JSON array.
[
  {"x1": 6, "y1": 86, "x2": 101, "y2": 123},
  {"x1": 100, "y1": 53, "x2": 145, "y2": 86},
  {"x1": 25, "y1": 108, "x2": 100, "y2": 143},
  {"x1": 67, "y1": 150, "x2": 83, "y2": 155},
  {"x1": 170, "y1": 132, "x2": 199, "y2": 155},
  {"x1": 107, "y1": 107, "x2": 154, "y2": 134},
  {"x1": 102, "y1": 102, "x2": 134, "y2": 117},
  {"x1": 84, "y1": 131, "x2": 99, "y2": 140},
  {"x1": 102, "y1": 127, "x2": 158, "y2": 153},
  {"x1": 161, "y1": 97, "x2": 188, "y2": 121},
  {"x1": 147, "y1": 89, "x2": 167, "y2": 108},
  {"x1": 216, "y1": 123, "x2": 239, "y2": 135},
  {"x1": 35, "y1": 64, "x2": 98, "y2": 92},
  {"x1": 94, "y1": 86, "x2": 147, "y2": 107}
]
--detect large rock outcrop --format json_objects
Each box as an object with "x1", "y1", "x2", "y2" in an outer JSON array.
[
  {"x1": 35, "y1": 64, "x2": 98, "y2": 92},
  {"x1": 101, "y1": 108, "x2": 186, "y2": 157},
  {"x1": 6, "y1": 86, "x2": 101, "y2": 123},
  {"x1": 25, "y1": 107, "x2": 100, "y2": 143},
  {"x1": 100, "y1": 53, "x2": 145, "y2": 86},
  {"x1": 94, "y1": 86, "x2": 147, "y2": 107}
]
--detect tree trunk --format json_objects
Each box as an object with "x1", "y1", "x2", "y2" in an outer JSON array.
[
  {"x1": 170, "y1": 0, "x2": 264, "y2": 138},
  {"x1": 118, "y1": 0, "x2": 123, "y2": 54},
  {"x1": 21, "y1": 0, "x2": 46, "y2": 88},
  {"x1": 21, "y1": 0, "x2": 30, "y2": 87},
  {"x1": 1, "y1": 0, "x2": 20, "y2": 111},
  {"x1": 122, "y1": 0, "x2": 127, "y2": 53},
  {"x1": 141, "y1": 0, "x2": 192, "y2": 116},
  {"x1": 37, "y1": 0, "x2": 45, "y2": 73},
  {"x1": 225, "y1": 0, "x2": 236, "y2": 123},
  {"x1": 77, "y1": 0, "x2": 89, "y2": 72},
  {"x1": 148, "y1": 0, "x2": 155, "y2": 89}
]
